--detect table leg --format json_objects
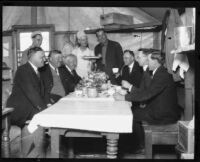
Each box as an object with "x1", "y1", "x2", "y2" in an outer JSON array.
[
  {"x1": 105, "y1": 133, "x2": 119, "y2": 159},
  {"x1": 50, "y1": 128, "x2": 66, "y2": 158},
  {"x1": 50, "y1": 129, "x2": 61, "y2": 158},
  {"x1": 1, "y1": 117, "x2": 10, "y2": 158},
  {"x1": 67, "y1": 138, "x2": 74, "y2": 158}
]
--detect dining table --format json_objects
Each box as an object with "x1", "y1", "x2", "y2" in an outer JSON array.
[{"x1": 28, "y1": 89, "x2": 133, "y2": 159}]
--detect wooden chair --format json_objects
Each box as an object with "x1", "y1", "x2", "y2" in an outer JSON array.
[
  {"x1": 142, "y1": 87, "x2": 185, "y2": 158},
  {"x1": 142, "y1": 122, "x2": 178, "y2": 159}
]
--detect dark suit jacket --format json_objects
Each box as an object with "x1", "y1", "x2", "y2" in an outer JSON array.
[
  {"x1": 6, "y1": 62, "x2": 47, "y2": 128},
  {"x1": 125, "y1": 66, "x2": 182, "y2": 124},
  {"x1": 94, "y1": 39, "x2": 123, "y2": 84},
  {"x1": 116, "y1": 61, "x2": 143, "y2": 88},
  {"x1": 59, "y1": 65, "x2": 81, "y2": 93},
  {"x1": 39, "y1": 64, "x2": 67, "y2": 104}
]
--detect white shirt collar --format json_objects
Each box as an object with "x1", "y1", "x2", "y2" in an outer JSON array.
[
  {"x1": 49, "y1": 63, "x2": 60, "y2": 75},
  {"x1": 128, "y1": 61, "x2": 134, "y2": 71},
  {"x1": 65, "y1": 64, "x2": 72, "y2": 73},
  {"x1": 49, "y1": 62, "x2": 56, "y2": 71},
  {"x1": 28, "y1": 61, "x2": 38, "y2": 73},
  {"x1": 143, "y1": 65, "x2": 148, "y2": 71},
  {"x1": 152, "y1": 67, "x2": 159, "y2": 76}
]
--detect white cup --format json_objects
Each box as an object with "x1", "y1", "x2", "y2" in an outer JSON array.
[{"x1": 112, "y1": 68, "x2": 119, "y2": 74}]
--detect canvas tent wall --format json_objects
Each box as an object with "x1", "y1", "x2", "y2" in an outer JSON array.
[{"x1": 3, "y1": 6, "x2": 163, "y2": 69}]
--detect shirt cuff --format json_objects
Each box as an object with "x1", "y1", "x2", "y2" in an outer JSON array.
[{"x1": 128, "y1": 85, "x2": 133, "y2": 92}]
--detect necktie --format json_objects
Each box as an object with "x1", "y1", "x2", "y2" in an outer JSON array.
[
  {"x1": 55, "y1": 68, "x2": 59, "y2": 75},
  {"x1": 146, "y1": 68, "x2": 153, "y2": 77}
]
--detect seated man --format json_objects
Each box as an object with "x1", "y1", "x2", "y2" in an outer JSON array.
[
  {"x1": 115, "y1": 50, "x2": 143, "y2": 89},
  {"x1": 6, "y1": 47, "x2": 49, "y2": 158},
  {"x1": 122, "y1": 48, "x2": 158, "y2": 106},
  {"x1": 59, "y1": 54, "x2": 82, "y2": 93},
  {"x1": 114, "y1": 50, "x2": 182, "y2": 153},
  {"x1": 40, "y1": 50, "x2": 67, "y2": 104}
]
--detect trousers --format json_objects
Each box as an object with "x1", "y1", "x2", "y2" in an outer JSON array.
[{"x1": 21, "y1": 125, "x2": 48, "y2": 158}]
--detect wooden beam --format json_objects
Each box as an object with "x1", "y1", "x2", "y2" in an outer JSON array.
[
  {"x1": 31, "y1": 7, "x2": 37, "y2": 25},
  {"x1": 3, "y1": 30, "x2": 12, "y2": 36},
  {"x1": 130, "y1": 8, "x2": 161, "y2": 23}
]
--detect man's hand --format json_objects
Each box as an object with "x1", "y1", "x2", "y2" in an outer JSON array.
[
  {"x1": 113, "y1": 92, "x2": 125, "y2": 101},
  {"x1": 47, "y1": 103, "x2": 52, "y2": 107},
  {"x1": 114, "y1": 72, "x2": 120, "y2": 78},
  {"x1": 121, "y1": 80, "x2": 132, "y2": 89}
]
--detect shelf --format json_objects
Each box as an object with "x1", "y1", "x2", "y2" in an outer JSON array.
[{"x1": 85, "y1": 22, "x2": 162, "y2": 34}]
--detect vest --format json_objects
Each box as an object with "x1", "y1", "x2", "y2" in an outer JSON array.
[{"x1": 50, "y1": 67, "x2": 65, "y2": 97}]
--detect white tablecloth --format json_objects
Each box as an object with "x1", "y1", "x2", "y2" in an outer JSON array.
[{"x1": 28, "y1": 94, "x2": 133, "y2": 134}]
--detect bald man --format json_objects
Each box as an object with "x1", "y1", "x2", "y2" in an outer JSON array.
[
  {"x1": 6, "y1": 47, "x2": 48, "y2": 158},
  {"x1": 59, "y1": 54, "x2": 82, "y2": 93}
]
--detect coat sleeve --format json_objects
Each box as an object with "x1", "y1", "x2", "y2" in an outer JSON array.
[
  {"x1": 16, "y1": 69, "x2": 47, "y2": 110},
  {"x1": 133, "y1": 66, "x2": 143, "y2": 88},
  {"x1": 115, "y1": 42, "x2": 124, "y2": 69},
  {"x1": 125, "y1": 71, "x2": 168, "y2": 102}
]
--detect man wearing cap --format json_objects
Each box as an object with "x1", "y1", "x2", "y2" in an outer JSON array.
[
  {"x1": 20, "y1": 31, "x2": 43, "y2": 65},
  {"x1": 72, "y1": 30, "x2": 94, "y2": 78},
  {"x1": 94, "y1": 28, "x2": 124, "y2": 84},
  {"x1": 6, "y1": 47, "x2": 49, "y2": 158}
]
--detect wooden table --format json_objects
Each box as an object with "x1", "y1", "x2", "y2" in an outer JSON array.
[
  {"x1": 28, "y1": 93, "x2": 133, "y2": 159},
  {"x1": 1, "y1": 107, "x2": 14, "y2": 158}
]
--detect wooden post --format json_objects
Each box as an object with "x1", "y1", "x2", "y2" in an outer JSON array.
[
  {"x1": 153, "y1": 32, "x2": 160, "y2": 49},
  {"x1": 182, "y1": 8, "x2": 195, "y2": 121},
  {"x1": 31, "y1": 7, "x2": 37, "y2": 25}
]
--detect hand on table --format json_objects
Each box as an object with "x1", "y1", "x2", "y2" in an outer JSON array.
[
  {"x1": 121, "y1": 80, "x2": 132, "y2": 90},
  {"x1": 47, "y1": 103, "x2": 52, "y2": 107},
  {"x1": 113, "y1": 92, "x2": 125, "y2": 101},
  {"x1": 114, "y1": 72, "x2": 120, "y2": 78}
]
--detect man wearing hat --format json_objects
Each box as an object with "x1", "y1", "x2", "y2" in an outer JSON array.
[{"x1": 20, "y1": 31, "x2": 43, "y2": 65}]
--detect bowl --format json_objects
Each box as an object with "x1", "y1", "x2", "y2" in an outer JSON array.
[{"x1": 87, "y1": 87, "x2": 98, "y2": 98}]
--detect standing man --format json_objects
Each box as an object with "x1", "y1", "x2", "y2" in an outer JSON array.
[
  {"x1": 94, "y1": 28, "x2": 123, "y2": 84},
  {"x1": 40, "y1": 50, "x2": 66, "y2": 104},
  {"x1": 62, "y1": 33, "x2": 75, "y2": 56},
  {"x1": 114, "y1": 50, "x2": 182, "y2": 153},
  {"x1": 59, "y1": 54, "x2": 82, "y2": 93},
  {"x1": 115, "y1": 50, "x2": 143, "y2": 89},
  {"x1": 20, "y1": 31, "x2": 43, "y2": 65},
  {"x1": 6, "y1": 47, "x2": 49, "y2": 158}
]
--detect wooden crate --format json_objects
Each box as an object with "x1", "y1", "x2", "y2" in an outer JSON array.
[
  {"x1": 178, "y1": 121, "x2": 194, "y2": 153},
  {"x1": 100, "y1": 12, "x2": 133, "y2": 26}
]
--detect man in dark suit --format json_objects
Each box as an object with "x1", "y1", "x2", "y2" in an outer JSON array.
[
  {"x1": 6, "y1": 47, "x2": 49, "y2": 158},
  {"x1": 114, "y1": 50, "x2": 182, "y2": 153},
  {"x1": 59, "y1": 54, "x2": 82, "y2": 93},
  {"x1": 115, "y1": 50, "x2": 143, "y2": 89},
  {"x1": 94, "y1": 28, "x2": 124, "y2": 84},
  {"x1": 40, "y1": 50, "x2": 67, "y2": 104}
]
